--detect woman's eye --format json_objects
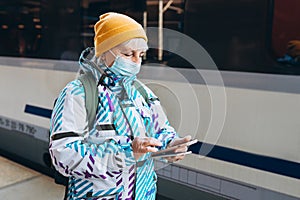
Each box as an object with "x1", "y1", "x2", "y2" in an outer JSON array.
[{"x1": 122, "y1": 53, "x2": 133, "y2": 57}]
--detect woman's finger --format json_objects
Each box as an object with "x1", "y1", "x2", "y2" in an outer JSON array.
[
  {"x1": 143, "y1": 138, "x2": 162, "y2": 147},
  {"x1": 145, "y1": 146, "x2": 159, "y2": 153}
]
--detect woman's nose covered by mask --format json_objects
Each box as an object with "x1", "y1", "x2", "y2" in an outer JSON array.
[{"x1": 108, "y1": 50, "x2": 141, "y2": 77}]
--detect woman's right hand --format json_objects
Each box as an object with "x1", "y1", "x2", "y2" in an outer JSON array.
[{"x1": 132, "y1": 137, "x2": 162, "y2": 160}]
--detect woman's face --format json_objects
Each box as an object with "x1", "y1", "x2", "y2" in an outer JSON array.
[{"x1": 104, "y1": 46, "x2": 146, "y2": 67}]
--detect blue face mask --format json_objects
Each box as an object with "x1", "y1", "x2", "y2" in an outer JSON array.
[{"x1": 108, "y1": 51, "x2": 141, "y2": 77}]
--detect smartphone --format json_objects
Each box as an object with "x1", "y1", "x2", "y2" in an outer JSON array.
[
  {"x1": 151, "y1": 151, "x2": 192, "y2": 158},
  {"x1": 151, "y1": 139, "x2": 198, "y2": 158}
]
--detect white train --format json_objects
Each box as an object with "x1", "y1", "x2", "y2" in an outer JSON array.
[
  {"x1": 1, "y1": 0, "x2": 300, "y2": 199},
  {"x1": 0, "y1": 56, "x2": 299, "y2": 200}
]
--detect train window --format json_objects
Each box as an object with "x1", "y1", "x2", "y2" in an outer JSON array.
[
  {"x1": 0, "y1": 1, "x2": 82, "y2": 60},
  {"x1": 271, "y1": 0, "x2": 300, "y2": 74},
  {"x1": 166, "y1": 0, "x2": 300, "y2": 75},
  {"x1": 165, "y1": 0, "x2": 271, "y2": 72},
  {"x1": 0, "y1": 0, "x2": 184, "y2": 63},
  {"x1": 0, "y1": 0, "x2": 146, "y2": 60},
  {"x1": 1, "y1": 0, "x2": 298, "y2": 75}
]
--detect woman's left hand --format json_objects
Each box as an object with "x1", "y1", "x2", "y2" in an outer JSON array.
[{"x1": 165, "y1": 135, "x2": 192, "y2": 162}]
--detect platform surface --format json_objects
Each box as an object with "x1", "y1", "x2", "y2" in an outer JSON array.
[{"x1": 0, "y1": 156, "x2": 65, "y2": 199}]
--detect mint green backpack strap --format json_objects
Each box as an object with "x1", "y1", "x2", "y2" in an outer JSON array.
[
  {"x1": 133, "y1": 80, "x2": 149, "y2": 104},
  {"x1": 133, "y1": 80, "x2": 159, "y2": 104},
  {"x1": 78, "y1": 72, "x2": 98, "y2": 131}
]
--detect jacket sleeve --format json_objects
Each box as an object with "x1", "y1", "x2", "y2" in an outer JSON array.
[
  {"x1": 150, "y1": 99, "x2": 178, "y2": 149},
  {"x1": 49, "y1": 80, "x2": 135, "y2": 180},
  {"x1": 140, "y1": 84, "x2": 178, "y2": 149}
]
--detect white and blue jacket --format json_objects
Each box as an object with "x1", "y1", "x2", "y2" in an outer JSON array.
[{"x1": 49, "y1": 48, "x2": 177, "y2": 200}]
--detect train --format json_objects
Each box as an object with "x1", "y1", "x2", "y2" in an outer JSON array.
[{"x1": 0, "y1": 0, "x2": 300, "y2": 199}]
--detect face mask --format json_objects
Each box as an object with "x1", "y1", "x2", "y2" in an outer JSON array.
[{"x1": 108, "y1": 51, "x2": 141, "y2": 77}]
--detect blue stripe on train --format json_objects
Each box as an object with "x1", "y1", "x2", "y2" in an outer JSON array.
[
  {"x1": 24, "y1": 104, "x2": 300, "y2": 180},
  {"x1": 188, "y1": 142, "x2": 300, "y2": 180},
  {"x1": 24, "y1": 104, "x2": 52, "y2": 119}
]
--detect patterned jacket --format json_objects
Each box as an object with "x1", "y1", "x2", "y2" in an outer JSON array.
[{"x1": 49, "y1": 48, "x2": 177, "y2": 200}]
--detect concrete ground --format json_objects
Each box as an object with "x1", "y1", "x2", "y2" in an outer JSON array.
[
  {"x1": 0, "y1": 156, "x2": 65, "y2": 199},
  {"x1": 0, "y1": 156, "x2": 173, "y2": 200}
]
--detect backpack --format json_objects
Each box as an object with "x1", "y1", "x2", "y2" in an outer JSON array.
[{"x1": 51, "y1": 71, "x2": 99, "y2": 186}]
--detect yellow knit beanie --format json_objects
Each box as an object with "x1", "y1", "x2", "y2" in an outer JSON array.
[{"x1": 94, "y1": 12, "x2": 148, "y2": 57}]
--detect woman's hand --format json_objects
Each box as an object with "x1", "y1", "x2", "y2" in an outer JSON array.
[
  {"x1": 165, "y1": 135, "x2": 192, "y2": 162},
  {"x1": 132, "y1": 137, "x2": 162, "y2": 160}
]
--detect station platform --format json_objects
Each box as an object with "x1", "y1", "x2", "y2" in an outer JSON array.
[
  {"x1": 0, "y1": 156, "x2": 65, "y2": 199},
  {"x1": 0, "y1": 156, "x2": 173, "y2": 200}
]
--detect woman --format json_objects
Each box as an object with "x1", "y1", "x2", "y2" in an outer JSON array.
[{"x1": 50, "y1": 12, "x2": 191, "y2": 200}]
